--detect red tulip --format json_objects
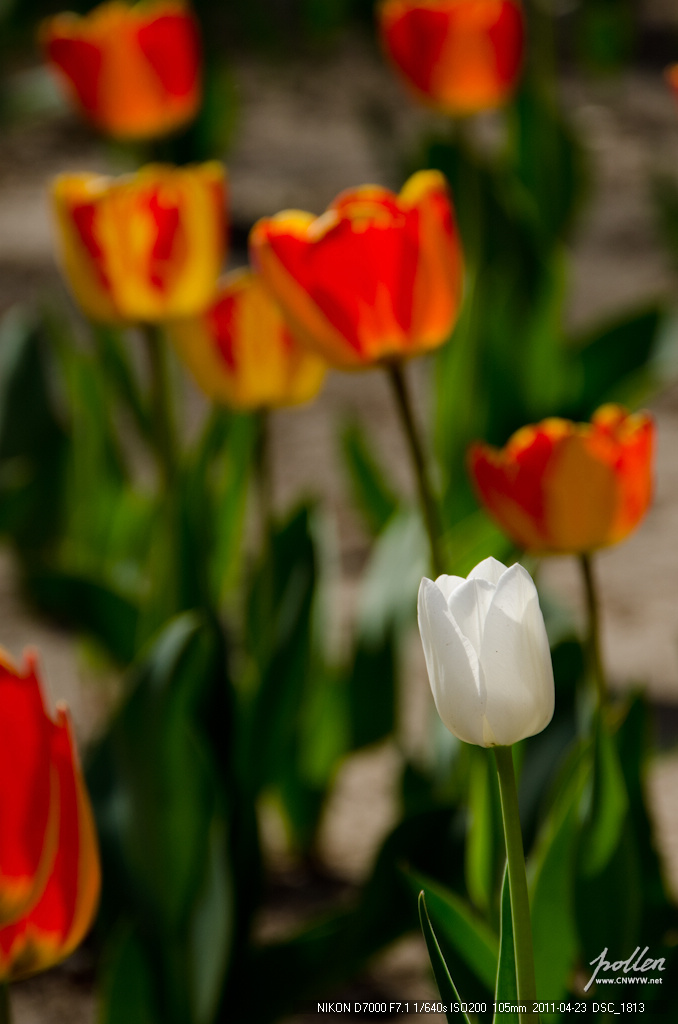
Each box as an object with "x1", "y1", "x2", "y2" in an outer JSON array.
[
  {"x1": 249, "y1": 170, "x2": 463, "y2": 370},
  {"x1": 0, "y1": 653, "x2": 100, "y2": 980},
  {"x1": 468, "y1": 405, "x2": 655, "y2": 554},
  {"x1": 379, "y1": 0, "x2": 524, "y2": 115},
  {"x1": 42, "y1": 1, "x2": 201, "y2": 140}
]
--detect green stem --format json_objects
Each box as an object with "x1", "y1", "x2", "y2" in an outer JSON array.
[
  {"x1": 0, "y1": 983, "x2": 11, "y2": 1024},
  {"x1": 141, "y1": 322, "x2": 177, "y2": 487},
  {"x1": 387, "y1": 361, "x2": 445, "y2": 577},
  {"x1": 255, "y1": 409, "x2": 276, "y2": 632},
  {"x1": 580, "y1": 552, "x2": 607, "y2": 707},
  {"x1": 526, "y1": 0, "x2": 557, "y2": 96},
  {"x1": 493, "y1": 746, "x2": 539, "y2": 1023},
  {"x1": 255, "y1": 409, "x2": 273, "y2": 545}
]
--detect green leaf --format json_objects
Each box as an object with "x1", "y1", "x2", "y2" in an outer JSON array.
[
  {"x1": 529, "y1": 749, "x2": 584, "y2": 1005},
  {"x1": 25, "y1": 569, "x2": 139, "y2": 665},
  {"x1": 511, "y1": 81, "x2": 586, "y2": 246},
  {"x1": 418, "y1": 892, "x2": 471, "y2": 1024},
  {"x1": 519, "y1": 249, "x2": 571, "y2": 419},
  {"x1": 91, "y1": 615, "x2": 226, "y2": 929},
  {"x1": 493, "y1": 867, "x2": 518, "y2": 1023},
  {"x1": 410, "y1": 871, "x2": 498, "y2": 992},
  {"x1": 346, "y1": 628, "x2": 396, "y2": 750},
  {"x1": 616, "y1": 694, "x2": 675, "y2": 929},
  {"x1": 0, "y1": 308, "x2": 68, "y2": 553},
  {"x1": 575, "y1": 0, "x2": 635, "y2": 73},
  {"x1": 578, "y1": 716, "x2": 628, "y2": 877},
  {"x1": 574, "y1": 718, "x2": 642, "y2": 964},
  {"x1": 245, "y1": 505, "x2": 317, "y2": 792},
  {"x1": 652, "y1": 173, "x2": 678, "y2": 273},
  {"x1": 99, "y1": 925, "x2": 160, "y2": 1024},
  {"x1": 340, "y1": 418, "x2": 398, "y2": 535},
  {"x1": 565, "y1": 306, "x2": 662, "y2": 419},
  {"x1": 91, "y1": 325, "x2": 152, "y2": 444},
  {"x1": 298, "y1": 663, "x2": 349, "y2": 787},
  {"x1": 188, "y1": 817, "x2": 232, "y2": 1024}
]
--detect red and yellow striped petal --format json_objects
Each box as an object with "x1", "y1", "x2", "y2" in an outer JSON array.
[
  {"x1": 0, "y1": 707, "x2": 100, "y2": 981},
  {"x1": 469, "y1": 406, "x2": 655, "y2": 554},
  {"x1": 249, "y1": 170, "x2": 462, "y2": 370},
  {"x1": 170, "y1": 269, "x2": 327, "y2": 409},
  {"x1": 51, "y1": 161, "x2": 227, "y2": 324},
  {"x1": 42, "y1": 1, "x2": 201, "y2": 140},
  {"x1": 379, "y1": 0, "x2": 524, "y2": 115}
]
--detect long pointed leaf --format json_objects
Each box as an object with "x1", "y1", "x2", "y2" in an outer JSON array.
[
  {"x1": 418, "y1": 892, "x2": 471, "y2": 1024},
  {"x1": 408, "y1": 870, "x2": 498, "y2": 990}
]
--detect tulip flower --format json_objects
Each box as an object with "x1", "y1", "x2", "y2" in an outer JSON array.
[
  {"x1": 249, "y1": 169, "x2": 463, "y2": 370},
  {"x1": 378, "y1": 0, "x2": 524, "y2": 116},
  {"x1": 41, "y1": 0, "x2": 201, "y2": 140},
  {"x1": 468, "y1": 405, "x2": 655, "y2": 555},
  {"x1": 51, "y1": 161, "x2": 227, "y2": 324},
  {"x1": 169, "y1": 269, "x2": 327, "y2": 409},
  {"x1": 0, "y1": 652, "x2": 100, "y2": 980},
  {"x1": 417, "y1": 556, "x2": 554, "y2": 747}
]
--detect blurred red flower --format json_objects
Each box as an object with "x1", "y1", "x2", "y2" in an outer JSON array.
[
  {"x1": 42, "y1": 0, "x2": 201, "y2": 140},
  {"x1": 379, "y1": 0, "x2": 524, "y2": 115},
  {"x1": 468, "y1": 405, "x2": 655, "y2": 554},
  {"x1": 249, "y1": 170, "x2": 463, "y2": 370},
  {"x1": 51, "y1": 162, "x2": 227, "y2": 324},
  {"x1": 170, "y1": 268, "x2": 327, "y2": 409},
  {"x1": 0, "y1": 652, "x2": 100, "y2": 980}
]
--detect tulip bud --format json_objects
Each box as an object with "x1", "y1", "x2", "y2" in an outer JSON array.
[{"x1": 417, "y1": 557, "x2": 554, "y2": 747}]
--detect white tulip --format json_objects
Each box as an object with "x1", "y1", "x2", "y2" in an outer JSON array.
[{"x1": 417, "y1": 557, "x2": 554, "y2": 747}]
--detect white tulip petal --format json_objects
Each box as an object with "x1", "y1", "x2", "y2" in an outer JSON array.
[
  {"x1": 480, "y1": 564, "x2": 555, "y2": 745},
  {"x1": 447, "y1": 577, "x2": 495, "y2": 656},
  {"x1": 417, "y1": 578, "x2": 486, "y2": 745},
  {"x1": 467, "y1": 556, "x2": 508, "y2": 586},
  {"x1": 434, "y1": 574, "x2": 466, "y2": 602}
]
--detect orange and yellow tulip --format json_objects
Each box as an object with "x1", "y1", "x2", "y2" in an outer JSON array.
[
  {"x1": 468, "y1": 405, "x2": 655, "y2": 555},
  {"x1": 170, "y1": 269, "x2": 327, "y2": 409},
  {"x1": 249, "y1": 170, "x2": 463, "y2": 370},
  {"x1": 378, "y1": 0, "x2": 524, "y2": 115},
  {"x1": 0, "y1": 652, "x2": 100, "y2": 980},
  {"x1": 42, "y1": 0, "x2": 201, "y2": 140},
  {"x1": 51, "y1": 161, "x2": 227, "y2": 323}
]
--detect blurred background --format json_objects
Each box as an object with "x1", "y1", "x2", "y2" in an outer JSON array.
[{"x1": 1, "y1": 0, "x2": 678, "y2": 1020}]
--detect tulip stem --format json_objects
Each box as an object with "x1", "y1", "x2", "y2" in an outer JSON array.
[
  {"x1": 0, "y1": 984, "x2": 11, "y2": 1024},
  {"x1": 493, "y1": 745, "x2": 539, "y2": 1023},
  {"x1": 580, "y1": 553, "x2": 607, "y2": 707},
  {"x1": 141, "y1": 323, "x2": 177, "y2": 487},
  {"x1": 256, "y1": 410, "x2": 274, "y2": 543},
  {"x1": 387, "y1": 361, "x2": 445, "y2": 577}
]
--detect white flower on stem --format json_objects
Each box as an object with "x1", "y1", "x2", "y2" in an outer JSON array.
[{"x1": 417, "y1": 556, "x2": 554, "y2": 747}]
